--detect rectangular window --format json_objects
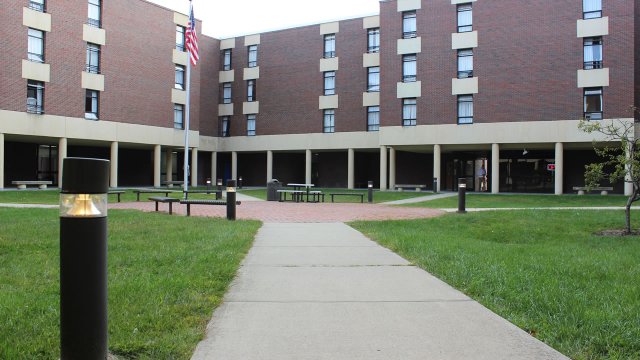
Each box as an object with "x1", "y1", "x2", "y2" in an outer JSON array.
[
  {"x1": 247, "y1": 114, "x2": 256, "y2": 136},
  {"x1": 27, "y1": 28, "x2": 44, "y2": 63},
  {"x1": 402, "y1": 11, "x2": 417, "y2": 39},
  {"x1": 86, "y1": 43, "x2": 100, "y2": 73},
  {"x1": 29, "y1": 0, "x2": 45, "y2": 12},
  {"x1": 402, "y1": 98, "x2": 417, "y2": 126},
  {"x1": 176, "y1": 26, "x2": 185, "y2": 51},
  {"x1": 323, "y1": 109, "x2": 335, "y2": 133},
  {"x1": 175, "y1": 65, "x2": 185, "y2": 89},
  {"x1": 583, "y1": 0, "x2": 602, "y2": 19},
  {"x1": 324, "y1": 71, "x2": 336, "y2": 96},
  {"x1": 88, "y1": 0, "x2": 101, "y2": 27},
  {"x1": 458, "y1": 95, "x2": 474, "y2": 124},
  {"x1": 27, "y1": 80, "x2": 44, "y2": 114},
  {"x1": 248, "y1": 45, "x2": 258, "y2": 68},
  {"x1": 367, "y1": 66, "x2": 380, "y2": 92},
  {"x1": 367, "y1": 106, "x2": 380, "y2": 132},
  {"x1": 402, "y1": 54, "x2": 417, "y2": 82},
  {"x1": 457, "y1": 49, "x2": 473, "y2": 78},
  {"x1": 247, "y1": 80, "x2": 256, "y2": 102},
  {"x1": 584, "y1": 37, "x2": 603, "y2": 69},
  {"x1": 222, "y1": 83, "x2": 232, "y2": 104},
  {"x1": 85, "y1": 90, "x2": 99, "y2": 120},
  {"x1": 584, "y1": 88, "x2": 603, "y2": 120},
  {"x1": 324, "y1": 34, "x2": 336, "y2": 58},
  {"x1": 174, "y1": 104, "x2": 184, "y2": 129},
  {"x1": 367, "y1": 28, "x2": 380, "y2": 53},
  {"x1": 220, "y1": 116, "x2": 230, "y2": 137},
  {"x1": 457, "y1": 4, "x2": 472, "y2": 33},
  {"x1": 222, "y1": 49, "x2": 232, "y2": 70}
]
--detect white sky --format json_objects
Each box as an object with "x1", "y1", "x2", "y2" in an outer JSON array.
[{"x1": 146, "y1": 0, "x2": 381, "y2": 39}]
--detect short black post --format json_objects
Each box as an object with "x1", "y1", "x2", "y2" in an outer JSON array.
[
  {"x1": 367, "y1": 181, "x2": 374, "y2": 203},
  {"x1": 238, "y1": 176, "x2": 243, "y2": 189},
  {"x1": 216, "y1": 178, "x2": 222, "y2": 200},
  {"x1": 206, "y1": 178, "x2": 212, "y2": 194},
  {"x1": 226, "y1": 180, "x2": 236, "y2": 221},
  {"x1": 433, "y1": 177, "x2": 438, "y2": 193},
  {"x1": 59, "y1": 158, "x2": 110, "y2": 360},
  {"x1": 457, "y1": 177, "x2": 467, "y2": 214}
]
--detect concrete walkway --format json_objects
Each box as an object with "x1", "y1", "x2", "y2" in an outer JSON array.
[
  {"x1": 382, "y1": 192, "x2": 456, "y2": 205},
  {"x1": 0, "y1": 203, "x2": 58, "y2": 209},
  {"x1": 191, "y1": 223, "x2": 569, "y2": 360}
]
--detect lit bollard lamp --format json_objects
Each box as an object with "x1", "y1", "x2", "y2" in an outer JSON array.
[
  {"x1": 238, "y1": 176, "x2": 243, "y2": 189},
  {"x1": 59, "y1": 158, "x2": 110, "y2": 360},
  {"x1": 457, "y1": 177, "x2": 467, "y2": 214},
  {"x1": 226, "y1": 180, "x2": 236, "y2": 221},
  {"x1": 216, "y1": 178, "x2": 222, "y2": 200},
  {"x1": 368, "y1": 181, "x2": 374, "y2": 203}
]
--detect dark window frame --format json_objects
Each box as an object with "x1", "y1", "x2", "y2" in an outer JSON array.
[
  {"x1": 27, "y1": 28, "x2": 45, "y2": 63},
  {"x1": 323, "y1": 109, "x2": 335, "y2": 133},
  {"x1": 29, "y1": 0, "x2": 45, "y2": 12},
  {"x1": 367, "y1": 28, "x2": 380, "y2": 53},
  {"x1": 457, "y1": 95, "x2": 474, "y2": 125},
  {"x1": 175, "y1": 65, "x2": 185, "y2": 89},
  {"x1": 222, "y1": 82, "x2": 232, "y2": 104},
  {"x1": 323, "y1": 71, "x2": 336, "y2": 96},
  {"x1": 85, "y1": 90, "x2": 99, "y2": 120},
  {"x1": 248, "y1": 45, "x2": 258, "y2": 68},
  {"x1": 584, "y1": 87, "x2": 603, "y2": 120},
  {"x1": 323, "y1": 34, "x2": 336, "y2": 59},
  {"x1": 583, "y1": 0, "x2": 602, "y2": 19},
  {"x1": 402, "y1": 54, "x2": 417, "y2": 82},
  {"x1": 86, "y1": 43, "x2": 100, "y2": 74},
  {"x1": 220, "y1": 116, "x2": 230, "y2": 137},
  {"x1": 247, "y1": 79, "x2": 256, "y2": 102},
  {"x1": 457, "y1": 49, "x2": 473, "y2": 78},
  {"x1": 367, "y1": 106, "x2": 380, "y2": 132},
  {"x1": 88, "y1": 0, "x2": 101, "y2": 28},
  {"x1": 27, "y1": 80, "x2": 44, "y2": 114},
  {"x1": 176, "y1": 25, "x2": 185, "y2": 51},
  {"x1": 174, "y1": 104, "x2": 184, "y2": 129},
  {"x1": 583, "y1": 37, "x2": 603, "y2": 70},
  {"x1": 402, "y1": 98, "x2": 417, "y2": 127},
  {"x1": 222, "y1": 49, "x2": 232, "y2": 71},
  {"x1": 457, "y1": 4, "x2": 473, "y2": 33},
  {"x1": 367, "y1": 66, "x2": 380, "y2": 92},
  {"x1": 247, "y1": 114, "x2": 256, "y2": 136},
  {"x1": 402, "y1": 11, "x2": 417, "y2": 39}
]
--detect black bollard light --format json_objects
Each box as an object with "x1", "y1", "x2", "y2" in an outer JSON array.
[
  {"x1": 216, "y1": 178, "x2": 222, "y2": 200},
  {"x1": 226, "y1": 179, "x2": 236, "y2": 221},
  {"x1": 433, "y1": 177, "x2": 438, "y2": 193},
  {"x1": 206, "y1": 178, "x2": 212, "y2": 194},
  {"x1": 238, "y1": 176, "x2": 243, "y2": 189},
  {"x1": 457, "y1": 177, "x2": 467, "y2": 214},
  {"x1": 368, "y1": 181, "x2": 374, "y2": 203},
  {"x1": 59, "y1": 158, "x2": 110, "y2": 360}
]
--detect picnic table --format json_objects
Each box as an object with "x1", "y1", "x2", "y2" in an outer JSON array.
[{"x1": 287, "y1": 183, "x2": 318, "y2": 202}]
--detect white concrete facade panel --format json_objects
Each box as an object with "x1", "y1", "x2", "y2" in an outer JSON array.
[
  {"x1": 243, "y1": 67, "x2": 260, "y2": 80},
  {"x1": 452, "y1": 77, "x2": 479, "y2": 95},
  {"x1": 319, "y1": 95, "x2": 339, "y2": 110},
  {"x1": 451, "y1": 0, "x2": 476, "y2": 4},
  {"x1": 363, "y1": 53, "x2": 380, "y2": 67},
  {"x1": 397, "y1": 37, "x2": 422, "y2": 55},
  {"x1": 363, "y1": 92, "x2": 380, "y2": 107},
  {"x1": 243, "y1": 101, "x2": 260, "y2": 115},
  {"x1": 171, "y1": 88, "x2": 187, "y2": 105},
  {"x1": 22, "y1": 60, "x2": 50, "y2": 82},
  {"x1": 363, "y1": 16, "x2": 380, "y2": 29},
  {"x1": 220, "y1": 38, "x2": 236, "y2": 50},
  {"x1": 23, "y1": 7, "x2": 51, "y2": 32},
  {"x1": 397, "y1": 0, "x2": 421, "y2": 12},
  {"x1": 81, "y1": 72, "x2": 105, "y2": 91},
  {"x1": 397, "y1": 81, "x2": 422, "y2": 98},
  {"x1": 219, "y1": 70, "x2": 235, "y2": 83},
  {"x1": 452, "y1": 31, "x2": 478, "y2": 49},
  {"x1": 320, "y1": 57, "x2": 339, "y2": 72},
  {"x1": 320, "y1": 22, "x2": 339, "y2": 35},
  {"x1": 173, "y1": 12, "x2": 188, "y2": 27},
  {"x1": 173, "y1": 49, "x2": 188, "y2": 66},
  {"x1": 218, "y1": 104, "x2": 234, "y2": 116},
  {"x1": 577, "y1": 17, "x2": 609, "y2": 38},
  {"x1": 244, "y1": 34, "x2": 261, "y2": 46},
  {"x1": 83, "y1": 24, "x2": 106, "y2": 45},
  {"x1": 577, "y1": 68, "x2": 609, "y2": 88}
]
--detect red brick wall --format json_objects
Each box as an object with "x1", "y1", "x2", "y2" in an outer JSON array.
[
  {"x1": 198, "y1": 35, "x2": 221, "y2": 137},
  {"x1": 0, "y1": 0, "x2": 29, "y2": 113}
]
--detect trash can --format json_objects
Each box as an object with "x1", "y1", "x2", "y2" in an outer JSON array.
[{"x1": 267, "y1": 179, "x2": 282, "y2": 201}]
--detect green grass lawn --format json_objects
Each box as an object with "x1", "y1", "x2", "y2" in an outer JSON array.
[
  {"x1": 0, "y1": 189, "x2": 223, "y2": 205},
  {"x1": 351, "y1": 210, "x2": 640, "y2": 360},
  {"x1": 0, "y1": 208, "x2": 261, "y2": 359},
  {"x1": 239, "y1": 188, "x2": 433, "y2": 203},
  {"x1": 407, "y1": 194, "x2": 629, "y2": 208}
]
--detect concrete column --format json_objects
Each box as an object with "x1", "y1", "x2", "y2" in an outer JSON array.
[
  {"x1": 0, "y1": 133, "x2": 4, "y2": 189},
  {"x1": 380, "y1": 145, "x2": 388, "y2": 190},
  {"x1": 166, "y1": 150, "x2": 173, "y2": 183},
  {"x1": 191, "y1": 148, "x2": 198, "y2": 187},
  {"x1": 491, "y1": 143, "x2": 500, "y2": 194},
  {"x1": 347, "y1": 148, "x2": 355, "y2": 189},
  {"x1": 305, "y1": 149, "x2": 312, "y2": 184},
  {"x1": 232, "y1": 151, "x2": 238, "y2": 180},
  {"x1": 626, "y1": 144, "x2": 634, "y2": 196},
  {"x1": 554, "y1": 142, "x2": 564, "y2": 195},
  {"x1": 266, "y1": 150, "x2": 273, "y2": 182},
  {"x1": 389, "y1": 147, "x2": 396, "y2": 189},
  {"x1": 433, "y1": 144, "x2": 441, "y2": 192},
  {"x1": 110, "y1": 141, "x2": 118, "y2": 188},
  {"x1": 211, "y1": 151, "x2": 217, "y2": 183},
  {"x1": 153, "y1": 145, "x2": 161, "y2": 187},
  {"x1": 58, "y1": 137, "x2": 67, "y2": 188}
]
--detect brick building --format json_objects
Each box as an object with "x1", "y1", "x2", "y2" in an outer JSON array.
[{"x1": 0, "y1": 0, "x2": 637, "y2": 194}]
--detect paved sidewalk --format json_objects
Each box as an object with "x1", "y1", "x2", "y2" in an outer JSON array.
[
  {"x1": 191, "y1": 223, "x2": 569, "y2": 360},
  {"x1": 0, "y1": 203, "x2": 58, "y2": 209},
  {"x1": 442, "y1": 206, "x2": 637, "y2": 212},
  {"x1": 382, "y1": 192, "x2": 456, "y2": 205}
]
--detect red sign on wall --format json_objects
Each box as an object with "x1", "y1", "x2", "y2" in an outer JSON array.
[{"x1": 547, "y1": 164, "x2": 556, "y2": 171}]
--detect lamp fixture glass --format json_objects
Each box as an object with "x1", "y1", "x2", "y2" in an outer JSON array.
[{"x1": 60, "y1": 194, "x2": 108, "y2": 218}]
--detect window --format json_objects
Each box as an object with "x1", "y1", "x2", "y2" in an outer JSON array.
[
  {"x1": 27, "y1": 80, "x2": 44, "y2": 114},
  {"x1": 220, "y1": 116, "x2": 230, "y2": 137},
  {"x1": 583, "y1": 0, "x2": 602, "y2": 19},
  {"x1": 247, "y1": 114, "x2": 256, "y2": 136},
  {"x1": 457, "y1": 4, "x2": 472, "y2": 33},
  {"x1": 222, "y1": 83, "x2": 232, "y2": 104},
  {"x1": 248, "y1": 45, "x2": 258, "y2": 67},
  {"x1": 27, "y1": 28, "x2": 44, "y2": 63},
  {"x1": 85, "y1": 90, "x2": 99, "y2": 120},
  {"x1": 367, "y1": 66, "x2": 380, "y2": 92},
  {"x1": 175, "y1": 65, "x2": 185, "y2": 89},
  {"x1": 323, "y1": 109, "x2": 335, "y2": 133},
  {"x1": 402, "y1": 54, "x2": 417, "y2": 82},
  {"x1": 367, "y1": 28, "x2": 380, "y2": 53},
  {"x1": 324, "y1": 34, "x2": 336, "y2": 58},
  {"x1": 402, "y1": 98, "x2": 417, "y2": 126},
  {"x1": 584, "y1": 88, "x2": 603, "y2": 120},
  {"x1": 247, "y1": 80, "x2": 256, "y2": 102},
  {"x1": 88, "y1": 0, "x2": 101, "y2": 27},
  {"x1": 86, "y1": 43, "x2": 100, "y2": 73},
  {"x1": 174, "y1": 104, "x2": 184, "y2": 129},
  {"x1": 457, "y1": 49, "x2": 473, "y2": 78},
  {"x1": 222, "y1": 49, "x2": 232, "y2": 70},
  {"x1": 29, "y1": 0, "x2": 45, "y2": 12},
  {"x1": 457, "y1": 95, "x2": 473, "y2": 124},
  {"x1": 176, "y1": 26, "x2": 185, "y2": 51},
  {"x1": 584, "y1": 37, "x2": 603, "y2": 69},
  {"x1": 402, "y1": 11, "x2": 417, "y2": 39},
  {"x1": 324, "y1": 71, "x2": 336, "y2": 96},
  {"x1": 367, "y1": 106, "x2": 380, "y2": 132}
]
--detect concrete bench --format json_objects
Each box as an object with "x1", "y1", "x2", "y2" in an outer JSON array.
[
  {"x1": 108, "y1": 190, "x2": 125, "y2": 203},
  {"x1": 573, "y1": 186, "x2": 614, "y2": 195},
  {"x1": 12, "y1": 181, "x2": 52, "y2": 189},
  {"x1": 277, "y1": 190, "x2": 305, "y2": 203},
  {"x1": 132, "y1": 189, "x2": 177, "y2": 201},
  {"x1": 162, "y1": 181, "x2": 184, "y2": 188},
  {"x1": 394, "y1": 184, "x2": 427, "y2": 192},
  {"x1": 180, "y1": 199, "x2": 241, "y2": 216},
  {"x1": 183, "y1": 189, "x2": 221, "y2": 199},
  {"x1": 148, "y1": 196, "x2": 180, "y2": 214},
  {"x1": 330, "y1": 193, "x2": 364, "y2": 203}
]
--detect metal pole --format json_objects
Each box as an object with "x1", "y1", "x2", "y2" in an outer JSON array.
[
  {"x1": 433, "y1": 177, "x2": 438, "y2": 193},
  {"x1": 457, "y1": 178, "x2": 467, "y2": 214},
  {"x1": 226, "y1": 179, "x2": 236, "y2": 221},
  {"x1": 216, "y1": 178, "x2": 222, "y2": 200},
  {"x1": 183, "y1": 42, "x2": 192, "y2": 198},
  {"x1": 368, "y1": 181, "x2": 373, "y2": 203}
]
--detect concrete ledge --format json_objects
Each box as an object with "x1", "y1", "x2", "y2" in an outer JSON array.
[
  {"x1": 397, "y1": 37, "x2": 422, "y2": 55},
  {"x1": 245, "y1": 34, "x2": 260, "y2": 46},
  {"x1": 22, "y1": 60, "x2": 50, "y2": 82},
  {"x1": 23, "y1": 7, "x2": 51, "y2": 32},
  {"x1": 243, "y1": 101, "x2": 260, "y2": 115},
  {"x1": 320, "y1": 57, "x2": 339, "y2": 72},
  {"x1": 219, "y1": 70, "x2": 235, "y2": 83},
  {"x1": 81, "y1": 72, "x2": 104, "y2": 91},
  {"x1": 83, "y1": 24, "x2": 106, "y2": 45},
  {"x1": 577, "y1": 68, "x2": 609, "y2": 88},
  {"x1": 397, "y1": 81, "x2": 421, "y2": 98},
  {"x1": 219, "y1": 104, "x2": 234, "y2": 116},
  {"x1": 363, "y1": 53, "x2": 380, "y2": 67},
  {"x1": 577, "y1": 17, "x2": 608, "y2": 38},
  {"x1": 173, "y1": 49, "x2": 188, "y2": 66},
  {"x1": 244, "y1": 67, "x2": 260, "y2": 80},
  {"x1": 319, "y1": 95, "x2": 339, "y2": 110},
  {"x1": 320, "y1": 22, "x2": 339, "y2": 35},
  {"x1": 363, "y1": 16, "x2": 380, "y2": 29},
  {"x1": 363, "y1": 92, "x2": 380, "y2": 107},
  {"x1": 452, "y1": 77, "x2": 478, "y2": 95},
  {"x1": 173, "y1": 12, "x2": 188, "y2": 27},
  {"x1": 398, "y1": 0, "x2": 421, "y2": 12},
  {"x1": 220, "y1": 38, "x2": 236, "y2": 50},
  {"x1": 172, "y1": 88, "x2": 186, "y2": 105},
  {"x1": 452, "y1": 31, "x2": 478, "y2": 49}
]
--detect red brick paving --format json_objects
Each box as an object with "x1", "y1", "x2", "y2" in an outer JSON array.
[{"x1": 110, "y1": 201, "x2": 444, "y2": 223}]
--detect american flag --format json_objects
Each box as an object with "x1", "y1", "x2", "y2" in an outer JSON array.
[{"x1": 185, "y1": 1, "x2": 199, "y2": 66}]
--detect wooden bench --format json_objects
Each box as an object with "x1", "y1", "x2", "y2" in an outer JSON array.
[
  {"x1": 183, "y1": 189, "x2": 220, "y2": 199},
  {"x1": 108, "y1": 190, "x2": 125, "y2": 203},
  {"x1": 132, "y1": 189, "x2": 176, "y2": 201},
  {"x1": 180, "y1": 199, "x2": 242, "y2": 216},
  {"x1": 277, "y1": 190, "x2": 305, "y2": 203},
  {"x1": 12, "y1": 180, "x2": 52, "y2": 189},
  {"x1": 330, "y1": 193, "x2": 364, "y2": 203},
  {"x1": 307, "y1": 191, "x2": 325, "y2": 203},
  {"x1": 148, "y1": 196, "x2": 180, "y2": 215},
  {"x1": 573, "y1": 186, "x2": 614, "y2": 195},
  {"x1": 394, "y1": 184, "x2": 427, "y2": 192}
]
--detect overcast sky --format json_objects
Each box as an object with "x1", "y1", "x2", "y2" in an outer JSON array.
[{"x1": 146, "y1": 0, "x2": 381, "y2": 39}]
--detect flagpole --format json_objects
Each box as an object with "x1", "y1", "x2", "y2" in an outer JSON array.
[{"x1": 183, "y1": 1, "x2": 192, "y2": 198}]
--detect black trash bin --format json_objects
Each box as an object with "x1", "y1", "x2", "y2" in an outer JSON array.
[{"x1": 267, "y1": 179, "x2": 282, "y2": 201}]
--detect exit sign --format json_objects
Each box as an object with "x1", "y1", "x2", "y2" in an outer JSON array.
[{"x1": 547, "y1": 164, "x2": 556, "y2": 171}]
